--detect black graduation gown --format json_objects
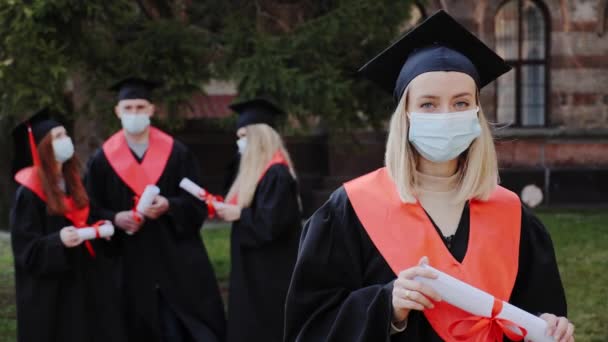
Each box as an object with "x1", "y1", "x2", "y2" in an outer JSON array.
[
  {"x1": 85, "y1": 139, "x2": 226, "y2": 342},
  {"x1": 284, "y1": 187, "x2": 567, "y2": 342},
  {"x1": 227, "y1": 164, "x2": 302, "y2": 342},
  {"x1": 10, "y1": 186, "x2": 127, "y2": 342}
]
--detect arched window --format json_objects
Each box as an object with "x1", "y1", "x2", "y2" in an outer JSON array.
[{"x1": 495, "y1": 0, "x2": 549, "y2": 126}]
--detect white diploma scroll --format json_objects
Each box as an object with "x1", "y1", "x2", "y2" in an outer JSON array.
[
  {"x1": 76, "y1": 223, "x2": 115, "y2": 240},
  {"x1": 179, "y1": 177, "x2": 225, "y2": 209},
  {"x1": 136, "y1": 185, "x2": 160, "y2": 213},
  {"x1": 414, "y1": 264, "x2": 554, "y2": 342},
  {"x1": 179, "y1": 178, "x2": 206, "y2": 198}
]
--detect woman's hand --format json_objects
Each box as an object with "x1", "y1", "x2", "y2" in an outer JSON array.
[
  {"x1": 216, "y1": 204, "x2": 242, "y2": 222},
  {"x1": 60, "y1": 226, "x2": 83, "y2": 247},
  {"x1": 540, "y1": 313, "x2": 574, "y2": 342},
  {"x1": 392, "y1": 256, "x2": 442, "y2": 324}
]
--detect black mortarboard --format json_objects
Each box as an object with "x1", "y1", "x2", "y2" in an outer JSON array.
[
  {"x1": 230, "y1": 98, "x2": 285, "y2": 130},
  {"x1": 11, "y1": 108, "x2": 62, "y2": 175},
  {"x1": 358, "y1": 10, "x2": 511, "y2": 102},
  {"x1": 109, "y1": 77, "x2": 160, "y2": 101}
]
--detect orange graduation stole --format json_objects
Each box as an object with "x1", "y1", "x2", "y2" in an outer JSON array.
[
  {"x1": 15, "y1": 166, "x2": 98, "y2": 257},
  {"x1": 102, "y1": 127, "x2": 174, "y2": 196},
  {"x1": 344, "y1": 167, "x2": 522, "y2": 342},
  {"x1": 227, "y1": 150, "x2": 289, "y2": 205}
]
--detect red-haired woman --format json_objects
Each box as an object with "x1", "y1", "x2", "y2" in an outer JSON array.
[{"x1": 10, "y1": 109, "x2": 126, "y2": 342}]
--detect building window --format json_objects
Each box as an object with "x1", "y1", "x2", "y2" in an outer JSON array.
[{"x1": 495, "y1": 0, "x2": 549, "y2": 126}]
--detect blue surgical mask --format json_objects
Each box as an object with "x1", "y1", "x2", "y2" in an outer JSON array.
[
  {"x1": 120, "y1": 112, "x2": 150, "y2": 134},
  {"x1": 408, "y1": 108, "x2": 481, "y2": 163},
  {"x1": 236, "y1": 137, "x2": 247, "y2": 154},
  {"x1": 52, "y1": 137, "x2": 75, "y2": 163}
]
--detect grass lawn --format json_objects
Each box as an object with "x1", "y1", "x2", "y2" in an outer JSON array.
[{"x1": 1, "y1": 212, "x2": 607, "y2": 341}]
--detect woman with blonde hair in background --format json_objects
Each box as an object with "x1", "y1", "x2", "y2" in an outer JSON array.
[
  {"x1": 216, "y1": 98, "x2": 302, "y2": 342},
  {"x1": 284, "y1": 10, "x2": 574, "y2": 342}
]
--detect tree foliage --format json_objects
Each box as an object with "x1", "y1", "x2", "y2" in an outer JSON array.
[
  {"x1": 0, "y1": 0, "x2": 225, "y2": 126},
  {"x1": 218, "y1": 0, "x2": 416, "y2": 131}
]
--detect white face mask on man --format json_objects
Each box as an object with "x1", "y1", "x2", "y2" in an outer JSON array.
[
  {"x1": 52, "y1": 137, "x2": 75, "y2": 163},
  {"x1": 120, "y1": 112, "x2": 150, "y2": 134},
  {"x1": 408, "y1": 107, "x2": 481, "y2": 163}
]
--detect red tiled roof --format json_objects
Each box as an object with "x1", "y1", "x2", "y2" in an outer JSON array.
[{"x1": 186, "y1": 93, "x2": 237, "y2": 118}]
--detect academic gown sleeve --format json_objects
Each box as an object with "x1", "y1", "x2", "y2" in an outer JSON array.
[
  {"x1": 284, "y1": 188, "x2": 394, "y2": 342},
  {"x1": 509, "y1": 205, "x2": 567, "y2": 317},
  {"x1": 10, "y1": 187, "x2": 70, "y2": 275},
  {"x1": 237, "y1": 164, "x2": 301, "y2": 247},
  {"x1": 164, "y1": 142, "x2": 208, "y2": 237}
]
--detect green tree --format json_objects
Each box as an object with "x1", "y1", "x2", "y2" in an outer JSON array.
[
  {"x1": 0, "y1": 0, "x2": 226, "y2": 226},
  {"x1": 219, "y1": 0, "x2": 416, "y2": 132}
]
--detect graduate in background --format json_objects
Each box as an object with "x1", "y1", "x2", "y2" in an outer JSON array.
[
  {"x1": 217, "y1": 99, "x2": 302, "y2": 342},
  {"x1": 84, "y1": 78, "x2": 225, "y2": 342},
  {"x1": 10, "y1": 109, "x2": 126, "y2": 342},
  {"x1": 285, "y1": 11, "x2": 574, "y2": 342}
]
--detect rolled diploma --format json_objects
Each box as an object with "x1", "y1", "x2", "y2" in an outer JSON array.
[
  {"x1": 180, "y1": 178, "x2": 225, "y2": 209},
  {"x1": 179, "y1": 178, "x2": 206, "y2": 199},
  {"x1": 414, "y1": 264, "x2": 554, "y2": 342},
  {"x1": 77, "y1": 223, "x2": 115, "y2": 240},
  {"x1": 136, "y1": 185, "x2": 160, "y2": 213}
]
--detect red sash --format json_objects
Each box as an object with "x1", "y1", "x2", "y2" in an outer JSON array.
[
  {"x1": 227, "y1": 150, "x2": 289, "y2": 205},
  {"x1": 102, "y1": 127, "x2": 174, "y2": 196},
  {"x1": 344, "y1": 167, "x2": 522, "y2": 342},
  {"x1": 15, "y1": 167, "x2": 97, "y2": 257}
]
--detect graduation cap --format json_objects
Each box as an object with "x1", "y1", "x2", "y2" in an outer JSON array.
[
  {"x1": 11, "y1": 108, "x2": 62, "y2": 175},
  {"x1": 358, "y1": 10, "x2": 511, "y2": 102},
  {"x1": 229, "y1": 98, "x2": 285, "y2": 130},
  {"x1": 109, "y1": 77, "x2": 161, "y2": 102}
]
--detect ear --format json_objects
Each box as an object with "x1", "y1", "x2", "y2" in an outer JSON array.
[
  {"x1": 114, "y1": 105, "x2": 121, "y2": 119},
  {"x1": 148, "y1": 104, "x2": 155, "y2": 117}
]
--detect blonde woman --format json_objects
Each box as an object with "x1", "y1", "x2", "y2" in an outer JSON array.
[
  {"x1": 216, "y1": 98, "x2": 302, "y2": 342},
  {"x1": 285, "y1": 11, "x2": 574, "y2": 342}
]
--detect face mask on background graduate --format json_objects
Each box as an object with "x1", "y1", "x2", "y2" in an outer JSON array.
[
  {"x1": 116, "y1": 99, "x2": 154, "y2": 134},
  {"x1": 111, "y1": 78, "x2": 159, "y2": 135},
  {"x1": 50, "y1": 126, "x2": 75, "y2": 163},
  {"x1": 235, "y1": 126, "x2": 248, "y2": 154}
]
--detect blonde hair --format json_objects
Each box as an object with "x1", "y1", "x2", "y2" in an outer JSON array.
[
  {"x1": 385, "y1": 89, "x2": 498, "y2": 204},
  {"x1": 226, "y1": 124, "x2": 297, "y2": 207}
]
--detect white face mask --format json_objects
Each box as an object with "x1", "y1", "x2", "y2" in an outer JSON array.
[
  {"x1": 52, "y1": 137, "x2": 75, "y2": 163},
  {"x1": 236, "y1": 137, "x2": 247, "y2": 154},
  {"x1": 408, "y1": 107, "x2": 481, "y2": 163},
  {"x1": 120, "y1": 112, "x2": 150, "y2": 134}
]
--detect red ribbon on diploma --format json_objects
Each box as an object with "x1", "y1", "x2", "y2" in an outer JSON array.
[
  {"x1": 132, "y1": 195, "x2": 143, "y2": 223},
  {"x1": 448, "y1": 298, "x2": 528, "y2": 342},
  {"x1": 199, "y1": 190, "x2": 224, "y2": 219},
  {"x1": 77, "y1": 220, "x2": 106, "y2": 258}
]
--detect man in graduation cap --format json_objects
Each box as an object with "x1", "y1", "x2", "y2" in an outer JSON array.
[
  {"x1": 285, "y1": 10, "x2": 573, "y2": 342},
  {"x1": 84, "y1": 78, "x2": 226, "y2": 342}
]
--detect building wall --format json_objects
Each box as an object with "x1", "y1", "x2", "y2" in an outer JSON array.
[{"x1": 423, "y1": 0, "x2": 608, "y2": 129}]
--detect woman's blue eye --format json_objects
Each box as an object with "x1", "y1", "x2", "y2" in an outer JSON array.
[
  {"x1": 455, "y1": 101, "x2": 469, "y2": 108},
  {"x1": 421, "y1": 103, "x2": 434, "y2": 109}
]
